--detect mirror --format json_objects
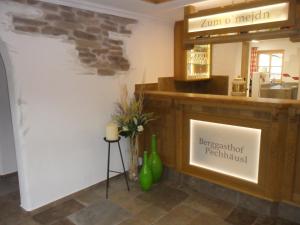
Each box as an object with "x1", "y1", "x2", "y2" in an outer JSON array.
[
  {"x1": 211, "y1": 38, "x2": 300, "y2": 100},
  {"x1": 249, "y1": 38, "x2": 300, "y2": 100}
]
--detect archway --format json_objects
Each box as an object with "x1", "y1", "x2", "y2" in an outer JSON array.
[{"x1": 0, "y1": 46, "x2": 19, "y2": 197}]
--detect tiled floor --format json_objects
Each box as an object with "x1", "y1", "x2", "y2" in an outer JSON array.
[
  {"x1": 0, "y1": 174, "x2": 19, "y2": 197},
  {"x1": 0, "y1": 174, "x2": 299, "y2": 225}
]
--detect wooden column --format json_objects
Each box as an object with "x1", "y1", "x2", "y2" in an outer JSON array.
[
  {"x1": 174, "y1": 21, "x2": 185, "y2": 80},
  {"x1": 241, "y1": 42, "x2": 250, "y2": 81}
]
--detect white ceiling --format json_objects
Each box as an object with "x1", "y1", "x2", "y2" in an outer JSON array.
[
  {"x1": 65, "y1": 0, "x2": 207, "y2": 22},
  {"x1": 84, "y1": 0, "x2": 203, "y2": 19},
  {"x1": 48, "y1": 0, "x2": 251, "y2": 23}
]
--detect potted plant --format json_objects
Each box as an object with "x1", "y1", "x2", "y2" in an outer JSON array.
[{"x1": 112, "y1": 85, "x2": 154, "y2": 181}]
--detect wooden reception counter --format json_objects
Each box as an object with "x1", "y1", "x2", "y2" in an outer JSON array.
[{"x1": 137, "y1": 88, "x2": 300, "y2": 206}]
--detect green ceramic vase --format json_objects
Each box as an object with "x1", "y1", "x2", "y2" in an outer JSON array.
[
  {"x1": 149, "y1": 134, "x2": 163, "y2": 183},
  {"x1": 139, "y1": 151, "x2": 153, "y2": 191}
]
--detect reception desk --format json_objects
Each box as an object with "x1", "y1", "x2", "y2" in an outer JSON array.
[{"x1": 137, "y1": 89, "x2": 300, "y2": 206}]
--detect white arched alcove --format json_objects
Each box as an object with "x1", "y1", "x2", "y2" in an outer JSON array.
[
  {"x1": 0, "y1": 43, "x2": 16, "y2": 176},
  {"x1": 0, "y1": 39, "x2": 30, "y2": 209}
]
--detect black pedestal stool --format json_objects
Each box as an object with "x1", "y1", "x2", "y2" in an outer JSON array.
[{"x1": 103, "y1": 137, "x2": 130, "y2": 199}]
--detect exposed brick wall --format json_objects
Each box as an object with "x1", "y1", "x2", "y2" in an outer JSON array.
[{"x1": 9, "y1": 0, "x2": 137, "y2": 76}]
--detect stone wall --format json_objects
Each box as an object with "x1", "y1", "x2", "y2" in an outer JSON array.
[{"x1": 10, "y1": 0, "x2": 137, "y2": 76}]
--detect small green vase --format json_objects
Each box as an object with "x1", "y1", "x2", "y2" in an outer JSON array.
[
  {"x1": 139, "y1": 151, "x2": 153, "y2": 191},
  {"x1": 149, "y1": 134, "x2": 163, "y2": 183}
]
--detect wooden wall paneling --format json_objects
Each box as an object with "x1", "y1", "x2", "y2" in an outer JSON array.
[
  {"x1": 138, "y1": 90, "x2": 300, "y2": 204},
  {"x1": 135, "y1": 83, "x2": 158, "y2": 92},
  {"x1": 292, "y1": 109, "x2": 300, "y2": 204},
  {"x1": 185, "y1": 0, "x2": 296, "y2": 38},
  {"x1": 174, "y1": 21, "x2": 185, "y2": 80},
  {"x1": 158, "y1": 77, "x2": 176, "y2": 91},
  {"x1": 179, "y1": 108, "x2": 272, "y2": 200},
  {"x1": 175, "y1": 100, "x2": 184, "y2": 171},
  {"x1": 142, "y1": 97, "x2": 176, "y2": 168},
  {"x1": 264, "y1": 109, "x2": 289, "y2": 200},
  {"x1": 157, "y1": 76, "x2": 229, "y2": 95},
  {"x1": 280, "y1": 108, "x2": 299, "y2": 202},
  {"x1": 184, "y1": 5, "x2": 197, "y2": 15},
  {"x1": 293, "y1": 136, "x2": 300, "y2": 203},
  {"x1": 187, "y1": 30, "x2": 297, "y2": 45},
  {"x1": 290, "y1": 0, "x2": 300, "y2": 41}
]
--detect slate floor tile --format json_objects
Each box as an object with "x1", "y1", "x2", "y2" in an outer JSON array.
[
  {"x1": 253, "y1": 216, "x2": 277, "y2": 225},
  {"x1": 115, "y1": 197, "x2": 151, "y2": 214},
  {"x1": 253, "y1": 216, "x2": 300, "y2": 225},
  {"x1": 74, "y1": 188, "x2": 103, "y2": 206},
  {"x1": 188, "y1": 212, "x2": 232, "y2": 225},
  {"x1": 32, "y1": 199, "x2": 84, "y2": 224},
  {"x1": 68, "y1": 198, "x2": 131, "y2": 225},
  {"x1": 51, "y1": 218, "x2": 76, "y2": 225},
  {"x1": 182, "y1": 193, "x2": 234, "y2": 218},
  {"x1": 154, "y1": 204, "x2": 200, "y2": 225},
  {"x1": 109, "y1": 188, "x2": 141, "y2": 204},
  {"x1": 0, "y1": 191, "x2": 24, "y2": 221},
  {"x1": 135, "y1": 204, "x2": 167, "y2": 224},
  {"x1": 275, "y1": 218, "x2": 300, "y2": 225},
  {"x1": 137, "y1": 184, "x2": 188, "y2": 211},
  {"x1": 0, "y1": 216, "x2": 41, "y2": 225},
  {"x1": 225, "y1": 207, "x2": 258, "y2": 225},
  {"x1": 117, "y1": 217, "x2": 149, "y2": 225},
  {"x1": 106, "y1": 175, "x2": 134, "y2": 193},
  {"x1": 0, "y1": 175, "x2": 19, "y2": 197},
  {"x1": 1, "y1": 173, "x2": 300, "y2": 225}
]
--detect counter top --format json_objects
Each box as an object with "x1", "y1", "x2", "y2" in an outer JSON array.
[{"x1": 140, "y1": 90, "x2": 300, "y2": 109}]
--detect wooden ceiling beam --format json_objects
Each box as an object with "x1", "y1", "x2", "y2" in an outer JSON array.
[{"x1": 185, "y1": 29, "x2": 298, "y2": 45}]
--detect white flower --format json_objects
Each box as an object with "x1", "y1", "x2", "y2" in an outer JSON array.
[
  {"x1": 133, "y1": 117, "x2": 138, "y2": 125},
  {"x1": 137, "y1": 125, "x2": 144, "y2": 132},
  {"x1": 122, "y1": 126, "x2": 129, "y2": 131}
]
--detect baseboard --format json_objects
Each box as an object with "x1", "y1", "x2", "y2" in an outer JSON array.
[
  {"x1": 163, "y1": 166, "x2": 300, "y2": 223},
  {"x1": 26, "y1": 174, "x2": 123, "y2": 215},
  {"x1": 0, "y1": 171, "x2": 17, "y2": 178}
]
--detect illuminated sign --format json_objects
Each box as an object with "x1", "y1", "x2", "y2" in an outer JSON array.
[
  {"x1": 188, "y1": 2, "x2": 289, "y2": 33},
  {"x1": 190, "y1": 120, "x2": 261, "y2": 183}
]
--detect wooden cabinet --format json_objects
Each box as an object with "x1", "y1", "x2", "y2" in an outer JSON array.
[
  {"x1": 138, "y1": 90, "x2": 300, "y2": 206},
  {"x1": 139, "y1": 96, "x2": 176, "y2": 168},
  {"x1": 293, "y1": 142, "x2": 300, "y2": 203},
  {"x1": 174, "y1": 21, "x2": 211, "y2": 81}
]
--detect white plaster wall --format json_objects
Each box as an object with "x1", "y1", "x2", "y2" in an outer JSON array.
[
  {"x1": 0, "y1": 1, "x2": 173, "y2": 210},
  {"x1": 0, "y1": 52, "x2": 17, "y2": 175},
  {"x1": 212, "y1": 42, "x2": 242, "y2": 95}
]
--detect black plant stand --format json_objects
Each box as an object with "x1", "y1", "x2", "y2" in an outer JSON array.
[{"x1": 103, "y1": 137, "x2": 130, "y2": 199}]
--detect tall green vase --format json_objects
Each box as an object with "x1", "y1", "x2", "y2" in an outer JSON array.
[
  {"x1": 149, "y1": 134, "x2": 163, "y2": 183},
  {"x1": 139, "y1": 151, "x2": 153, "y2": 191}
]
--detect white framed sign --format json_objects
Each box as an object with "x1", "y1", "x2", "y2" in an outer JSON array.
[
  {"x1": 188, "y1": 2, "x2": 289, "y2": 33},
  {"x1": 189, "y1": 119, "x2": 261, "y2": 183}
]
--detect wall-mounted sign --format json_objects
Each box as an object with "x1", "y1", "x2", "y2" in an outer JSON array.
[
  {"x1": 190, "y1": 120, "x2": 261, "y2": 183},
  {"x1": 188, "y1": 2, "x2": 289, "y2": 33}
]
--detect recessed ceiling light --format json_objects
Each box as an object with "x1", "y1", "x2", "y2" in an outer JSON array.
[{"x1": 251, "y1": 40, "x2": 259, "y2": 43}]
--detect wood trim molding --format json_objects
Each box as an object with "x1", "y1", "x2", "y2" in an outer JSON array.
[
  {"x1": 186, "y1": 29, "x2": 297, "y2": 45},
  {"x1": 184, "y1": 0, "x2": 299, "y2": 43}
]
